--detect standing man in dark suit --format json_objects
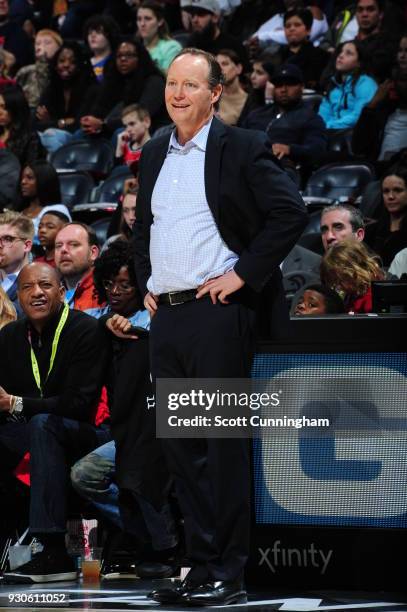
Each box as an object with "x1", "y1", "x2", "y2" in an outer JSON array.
[{"x1": 133, "y1": 48, "x2": 307, "y2": 607}]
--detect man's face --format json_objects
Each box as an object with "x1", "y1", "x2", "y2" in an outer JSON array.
[
  {"x1": 284, "y1": 15, "x2": 310, "y2": 46},
  {"x1": 190, "y1": 9, "x2": 216, "y2": 33},
  {"x1": 54, "y1": 224, "x2": 98, "y2": 279},
  {"x1": 0, "y1": 223, "x2": 32, "y2": 274},
  {"x1": 18, "y1": 264, "x2": 65, "y2": 327},
  {"x1": 216, "y1": 53, "x2": 242, "y2": 86},
  {"x1": 356, "y1": 0, "x2": 381, "y2": 33},
  {"x1": 294, "y1": 289, "x2": 327, "y2": 315},
  {"x1": 273, "y1": 81, "x2": 303, "y2": 107},
  {"x1": 165, "y1": 53, "x2": 222, "y2": 134},
  {"x1": 0, "y1": 0, "x2": 9, "y2": 19},
  {"x1": 320, "y1": 209, "x2": 364, "y2": 251},
  {"x1": 87, "y1": 28, "x2": 110, "y2": 54}
]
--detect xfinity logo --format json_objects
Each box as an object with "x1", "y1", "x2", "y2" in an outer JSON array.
[{"x1": 259, "y1": 541, "x2": 333, "y2": 575}]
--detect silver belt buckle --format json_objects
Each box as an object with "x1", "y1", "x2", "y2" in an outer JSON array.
[{"x1": 168, "y1": 292, "x2": 183, "y2": 306}]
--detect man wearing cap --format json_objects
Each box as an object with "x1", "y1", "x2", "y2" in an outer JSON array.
[
  {"x1": 242, "y1": 64, "x2": 327, "y2": 177},
  {"x1": 181, "y1": 0, "x2": 248, "y2": 69},
  {"x1": 132, "y1": 48, "x2": 307, "y2": 606}
]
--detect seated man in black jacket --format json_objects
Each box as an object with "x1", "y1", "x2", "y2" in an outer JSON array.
[
  {"x1": 242, "y1": 64, "x2": 327, "y2": 181},
  {"x1": 0, "y1": 263, "x2": 111, "y2": 583}
]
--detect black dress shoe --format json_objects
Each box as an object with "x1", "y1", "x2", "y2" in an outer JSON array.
[
  {"x1": 136, "y1": 560, "x2": 180, "y2": 579},
  {"x1": 184, "y1": 580, "x2": 247, "y2": 606},
  {"x1": 149, "y1": 576, "x2": 202, "y2": 604}
]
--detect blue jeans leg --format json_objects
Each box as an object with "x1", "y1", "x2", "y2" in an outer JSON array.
[
  {"x1": 71, "y1": 440, "x2": 122, "y2": 529},
  {"x1": 28, "y1": 414, "x2": 111, "y2": 534}
]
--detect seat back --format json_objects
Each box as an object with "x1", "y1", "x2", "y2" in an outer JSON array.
[
  {"x1": 50, "y1": 140, "x2": 114, "y2": 177},
  {"x1": 304, "y1": 163, "x2": 375, "y2": 201},
  {"x1": 59, "y1": 172, "x2": 95, "y2": 209},
  {"x1": 94, "y1": 169, "x2": 133, "y2": 203}
]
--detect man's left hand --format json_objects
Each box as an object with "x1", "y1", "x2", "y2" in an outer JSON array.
[
  {"x1": 196, "y1": 270, "x2": 245, "y2": 304},
  {"x1": 272, "y1": 143, "x2": 290, "y2": 159},
  {"x1": 0, "y1": 386, "x2": 12, "y2": 412}
]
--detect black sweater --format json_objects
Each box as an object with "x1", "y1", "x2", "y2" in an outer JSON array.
[{"x1": 0, "y1": 308, "x2": 109, "y2": 422}]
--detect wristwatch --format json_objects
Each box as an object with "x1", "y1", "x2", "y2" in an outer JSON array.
[{"x1": 13, "y1": 396, "x2": 24, "y2": 415}]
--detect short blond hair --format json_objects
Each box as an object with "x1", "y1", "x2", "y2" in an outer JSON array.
[
  {"x1": 0, "y1": 211, "x2": 35, "y2": 241},
  {"x1": 121, "y1": 104, "x2": 150, "y2": 122}
]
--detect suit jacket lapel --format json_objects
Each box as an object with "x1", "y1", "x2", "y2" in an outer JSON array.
[{"x1": 205, "y1": 117, "x2": 227, "y2": 225}]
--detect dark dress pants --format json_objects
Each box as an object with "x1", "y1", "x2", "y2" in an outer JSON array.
[
  {"x1": 150, "y1": 297, "x2": 256, "y2": 583},
  {"x1": 0, "y1": 414, "x2": 111, "y2": 533}
]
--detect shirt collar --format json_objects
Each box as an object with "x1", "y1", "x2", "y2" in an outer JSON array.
[{"x1": 168, "y1": 117, "x2": 213, "y2": 154}]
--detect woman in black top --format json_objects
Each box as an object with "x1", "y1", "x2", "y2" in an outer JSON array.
[
  {"x1": 0, "y1": 85, "x2": 43, "y2": 166},
  {"x1": 80, "y1": 37, "x2": 167, "y2": 135},
  {"x1": 36, "y1": 41, "x2": 97, "y2": 152}
]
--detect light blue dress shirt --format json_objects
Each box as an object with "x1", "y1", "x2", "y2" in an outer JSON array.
[{"x1": 147, "y1": 119, "x2": 238, "y2": 295}]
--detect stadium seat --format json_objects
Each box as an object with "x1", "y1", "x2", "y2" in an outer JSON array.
[
  {"x1": 326, "y1": 129, "x2": 354, "y2": 155},
  {"x1": 91, "y1": 216, "x2": 112, "y2": 247},
  {"x1": 58, "y1": 172, "x2": 95, "y2": 209},
  {"x1": 172, "y1": 30, "x2": 190, "y2": 47},
  {"x1": 50, "y1": 140, "x2": 114, "y2": 178},
  {"x1": 359, "y1": 180, "x2": 382, "y2": 218},
  {"x1": 302, "y1": 92, "x2": 323, "y2": 111},
  {"x1": 303, "y1": 163, "x2": 375, "y2": 201},
  {"x1": 93, "y1": 168, "x2": 134, "y2": 203}
]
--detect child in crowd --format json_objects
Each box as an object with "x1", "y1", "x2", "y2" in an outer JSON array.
[
  {"x1": 35, "y1": 210, "x2": 70, "y2": 268},
  {"x1": 115, "y1": 104, "x2": 151, "y2": 167},
  {"x1": 293, "y1": 284, "x2": 345, "y2": 315}
]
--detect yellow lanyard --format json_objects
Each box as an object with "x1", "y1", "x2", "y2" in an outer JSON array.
[{"x1": 29, "y1": 303, "x2": 69, "y2": 397}]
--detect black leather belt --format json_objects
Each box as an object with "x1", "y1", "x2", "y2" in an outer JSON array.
[{"x1": 159, "y1": 289, "x2": 198, "y2": 306}]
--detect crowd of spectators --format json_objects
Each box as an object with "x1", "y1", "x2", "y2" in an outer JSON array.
[{"x1": 0, "y1": 0, "x2": 407, "y2": 587}]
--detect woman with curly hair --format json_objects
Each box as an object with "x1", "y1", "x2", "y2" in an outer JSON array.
[
  {"x1": 0, "y1": 286, "x2": 16, "y2": 330},
  {"x1": 86, "y1": 238, "x2": 147, "y2": 325},
  {"x1": 320, "y1": 239, "x2": 385, "y2": 313}
]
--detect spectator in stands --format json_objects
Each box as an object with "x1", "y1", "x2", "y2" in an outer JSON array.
[
  {"x1": 320, "y1": 203, "x2": 365, "y2": 252},
  {"x1": 365, "y1": 166, "x2": 407, "y2": 267},
  {"x1": 16, "y1": 29, "x2": 62, "y2": 109},
  {"x1": 247, "y1": 0, "x2": 329, "y2": 55},
  {"x1": 59, "y1": 0, "x2": 100, "y2": 39},
  {"x1": 352, "y1": 34, "x2": 407, "y2": 162},
  {"x1": 0, "y1": 211, "x2": 33, "y2": 315},
  {"x1": 17, "y1": 161, "x2": 70, "y2": 236},
  {"x1": 0, "y1": 86, "x2": 43, "y2": 166},
  {"x1": 84, "y1": 14, "x2": 120, "y2": 83},
  {"x1": 54, "y1": 222, "x2": 101, "y2": 310},
  {"x1": 36, "y1": 41, "x2": 97, "y2": 153},
  {"x1": 72, "y1": 240, "x2": 177, "y2": 580},
  {"x1": 318, "y1": 40, "x2": 378, "y2": 130},
  {"x1": 106, "y1": 185, "x2": 138, "y2": 245},
  {"x1": 137, "y1": 1, "x2": 182, "y2": 74},
  {"x1": 0, "y1": 262, "x2": 111, "y2": 584},
  {"x1": 81, "y1": 38, "x2": 167, "y2": 136},
  {"x1": 242, "y1": 65, "x2": 327, "y2": 180},
  {"x1": 0, "y1": 284, "x2": 16, "y2": 328},
  {"x1": 115, "y1": 104, "x2": 151, "y2": 166},
  {"x1": 0, "y1": 47, "x2": 16, "y2": 86},
  {"x1": 0, "y1": 0, "x2": 34, "y2": 70},
  {"x1": 293, "y1": 283, "x2": 345, "y2": 315},
  {"x1": 216, "y1": 49, "x2": 247, "y2": 125},
  {"x1": 180, "y1": 0, "x2": 248, "y2": 68},
  {"x1": 36, "y1": 211, "x2": 70, "y2": 268},
  {"x1": 320, "y1": 239, "x2": 384, "y2": 313},
  {"x1": 388, "y1": 246, "x2": 407, "y2": 278},
  {"x1": 239, "y1": 54, "x2": 274, "y2": 120},
  {"x1": 0, "y1": 149, "x2": 20, "y2": 211}
]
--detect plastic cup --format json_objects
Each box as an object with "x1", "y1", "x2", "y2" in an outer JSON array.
[{"x1": 81, "y1": 547, "x2": 102, "y2": 582}]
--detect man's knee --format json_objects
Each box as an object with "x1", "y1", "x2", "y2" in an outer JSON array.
[
  {"x1": 28, "y1": 413, "x2": 60, "y2": 435},
  {"x1": 71, "y1": 451, "x2": 114, "y2": 499}
]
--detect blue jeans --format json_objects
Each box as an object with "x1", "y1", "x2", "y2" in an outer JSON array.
[
  {"x1": 0, "y1": 414, "x2": 111, "y2": 533},
  {"x1": 38, "y1": 128, "x2": 75, "y2": 154},
  {"x1": 71, "y1": 440, "x2": 177, "y2": 551}
]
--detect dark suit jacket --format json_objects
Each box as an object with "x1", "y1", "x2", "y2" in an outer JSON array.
[{"x1": 133, "y1": 117, "x2": 308, "y2": 336}]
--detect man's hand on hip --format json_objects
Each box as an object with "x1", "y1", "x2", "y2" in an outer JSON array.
[
  {"x1": 144, "y1": 292, "x2": 159, "y2": 317},
  {"x1": 196, "y1": 270, "x2": 245, "y2": 304}
]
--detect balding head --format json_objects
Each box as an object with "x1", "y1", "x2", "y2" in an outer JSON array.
[{"x1": 17, "y1": 263, "x2": 65, "y2": 331}]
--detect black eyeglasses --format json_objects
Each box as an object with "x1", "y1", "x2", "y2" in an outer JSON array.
[
  {"x1": 103, "y1": 279, "x2": 134, "y2": 293},
  {"x1": 0, "y1": 235, "x2": 24, "y2": 248}
]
